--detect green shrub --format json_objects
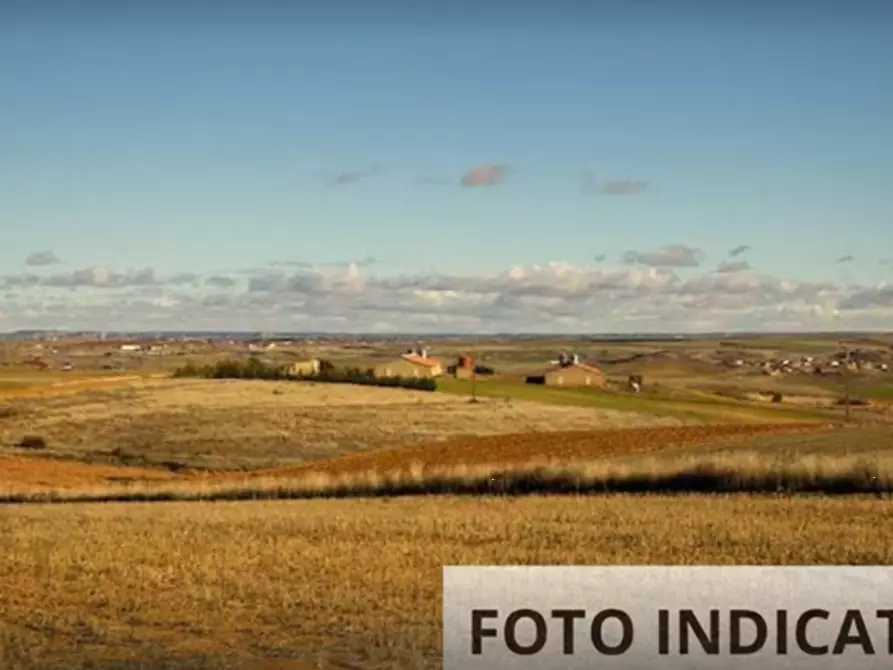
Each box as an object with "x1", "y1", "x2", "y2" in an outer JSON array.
[
  {"x1": 19, "y1": 434, "x2": 47, "y2": 450},
  {"x1": 172, "y1": 358, "x2": 436, "y2": 391},
  {"x1": 172, "y1": 357, "x2": 286, "y2": 381},
  {"x1": 171, "y1": 362, "x2": 205, "y2": 378},
  {"x1": 291, "y1": 368, "x2": 436, "y2": 391}
]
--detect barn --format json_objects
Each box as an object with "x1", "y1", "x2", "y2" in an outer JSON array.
[
  {"x1": 527, "y1": 353, "x2": 607, "y2": 388},
  {"x1": 543, "y1": 362, "x2": 606, "y2": 387},
  {"x1": 287, "y1": 359, "x2": 321, "y2": 376},
  {"x1": 373, "y1": 349, "x2": 444, "y2": 379}
]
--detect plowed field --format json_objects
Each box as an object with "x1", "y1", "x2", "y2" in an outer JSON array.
[
  {"x1": 0, "y1": 423, "x2": 829, "y2": 496},
  {"x1": 0, "y1": 453, "x2": 187, "y2": 493},
  {"x1": 0, "y1": 374, "x2": 165, "y2": 400},
  {"x1": 255, "y1": 422, "x2": 829, "y2": 478}
]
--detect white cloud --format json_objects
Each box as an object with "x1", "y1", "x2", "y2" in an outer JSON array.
[
  {"x1": 594, "y1": 179, "x2": 649, "y2": 196},
  {"x1": 24, "y1": 250, "x2": 62, "y2": 266},
  {"x1": 1, "y1": 261, "x2": 892, "y2": 333},
  {"x1": 581, "y1": 173, "x2": 649, "y2": 196},
  {"x1": 460, "y1": 164, "x2": 507, "y2": 187},
  {"x1": 623, "y1": 245, "x2": 705, "y2": 268},
  {"x1": 715, "y1": 260, "x2": 751, "y2": 274},
  {"x1": 19, "y1": 266, "x2": 159, "y2": 288}
]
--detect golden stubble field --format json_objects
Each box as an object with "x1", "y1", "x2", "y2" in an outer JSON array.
[
  {"x1": 0, "y1": 378, "x2": 683, "y2": 471},
  {"x1": 2, "y1": 496, "x2": 893, "y2": 669},
  {"x1": 0, "y1": 422, "x2": 831, "y2": 500}
]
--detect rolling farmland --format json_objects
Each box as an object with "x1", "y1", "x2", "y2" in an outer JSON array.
[{"x1": 0, "y1": 335, "x2": 891, "y2": 669}]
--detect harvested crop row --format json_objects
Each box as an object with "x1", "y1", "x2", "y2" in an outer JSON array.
[{"x1": 257, "y1": 422, "x2": 828, "y2": 478}]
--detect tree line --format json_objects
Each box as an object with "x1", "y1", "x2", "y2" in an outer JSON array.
[{"x1": 172, "y1": 356, "x2": 437, "y2": 391}]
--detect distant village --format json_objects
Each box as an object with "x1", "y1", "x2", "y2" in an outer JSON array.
[{"x1": 721, "y1": 350, "x2": 889, "y2": 375}]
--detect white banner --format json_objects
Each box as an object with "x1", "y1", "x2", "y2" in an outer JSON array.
[{"x1": 443, "y1": 566, "x2": 893, "y2": 670}]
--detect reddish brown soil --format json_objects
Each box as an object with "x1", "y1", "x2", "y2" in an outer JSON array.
[
  {"x1": 0, "y1": 453, "x2": 184, "y2": 492},
  {"x1": 0, "y1": 374, "x2": 167, "y2": 400},
  {"x1": 254, "y1": 422, "x2": 829, "y2": 478},
  {"x1": 0, "y1": 423, "x2": 830, "y2": 493}
]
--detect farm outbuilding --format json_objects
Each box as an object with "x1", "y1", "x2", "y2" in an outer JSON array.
[
  {"x1": 527, "y1": 353, "x2": 607, "y2": 388},
  {"x1": 452, "y1": 354, "x2": 475, "y2": 379},
  {"x1": 374, "y1": 349, "x2": 444, "y2": 379},
  {"x1": 287, "y1": 359, "x2": 321, "y2": 376},
  {"x1": 543, "y1": 362, "x2": 606, "y2": 388}
]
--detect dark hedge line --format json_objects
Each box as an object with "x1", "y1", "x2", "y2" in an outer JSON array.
[{"x1": 172, "y1": 357, "x2": 437, "y2": 391}]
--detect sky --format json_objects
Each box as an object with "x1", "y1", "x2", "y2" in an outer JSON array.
[{"x1": 1, "y1": 2, "x2": 892, "y2": 333}]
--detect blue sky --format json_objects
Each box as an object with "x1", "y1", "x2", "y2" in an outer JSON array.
[{"x1": 1, "y1": 4, "x2": 891, "y2": 332}]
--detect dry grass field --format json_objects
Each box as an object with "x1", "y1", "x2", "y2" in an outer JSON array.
[
  {"x1": 632, "y1": 421, "x2": 892, "y2": 458},
  {"x1": 2, "y1": 496, "x2": 892, "y2": 669},
  {"x1": 0, "y1": 378, "x2": 681, "y2": 470},
  {"x1": 5, "y1": 422, "x2": 891, "y2": 504}
]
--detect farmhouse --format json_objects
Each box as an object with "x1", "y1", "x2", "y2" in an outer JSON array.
[
  {"x1": 374, "y1": 348, "x2": 444, "y2": 379},
  {"x1": 544, "y1": 361, "x2": 606, "y2": 387},
  {"x1": 287, "y1": 359, "x2": 321, "y2": 376},
  {"x1": 527, "y1": 352, "x2": 607, "y2": 388}
]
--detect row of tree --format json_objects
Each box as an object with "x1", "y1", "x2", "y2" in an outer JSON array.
[{"x1": 172, "y1": 357, "x2": 437, "y2": 391}]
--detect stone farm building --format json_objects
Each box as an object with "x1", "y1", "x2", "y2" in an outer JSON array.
[
  {"x1": 527, "y1": 355, "x2": 607, "y2": 388},
  {"x1": 452, "y1": 355, "x2": 475, "y2": 379},
  {"x1": 544, "y1": 362, "x2": 606, "y2": 387},
  {"x1": 287, "y1": 359, "x2": 321, "y2": 376},
  {"x1": 373, "y1": 349, "x2": 444, "y2": 379}
]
